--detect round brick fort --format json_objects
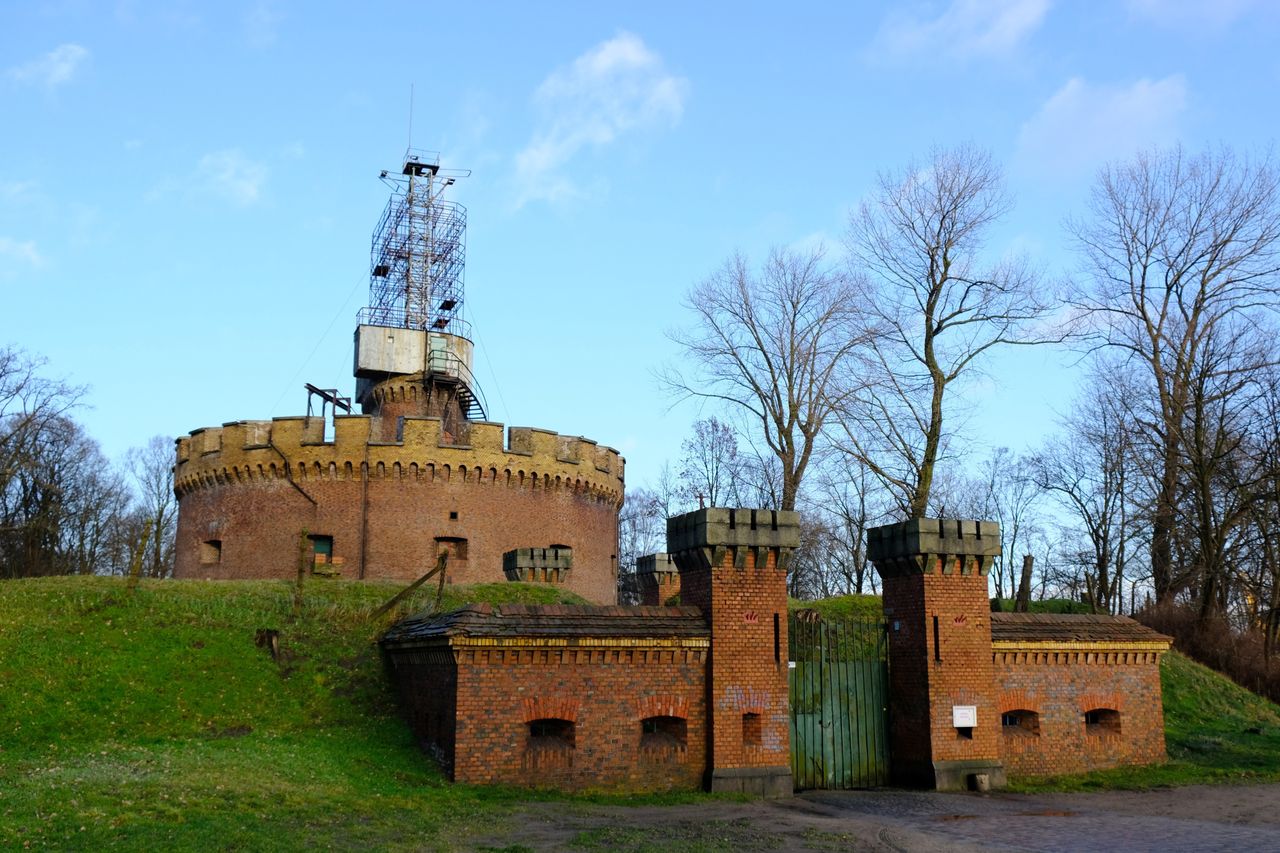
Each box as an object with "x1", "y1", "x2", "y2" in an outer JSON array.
[{"x1": 173, "y1": 375, "x2": 624, "y2": 604}]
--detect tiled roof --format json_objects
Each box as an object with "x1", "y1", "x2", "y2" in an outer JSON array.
[
  {"x1": 381, "y1": 603, "x2": 708, "y2": 647},
  {"x1": 991, "y1": 612, "x2": 1172, "y2": 645}
]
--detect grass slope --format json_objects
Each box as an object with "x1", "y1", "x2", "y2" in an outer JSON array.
[{"x1": 0, "y1": 577, "x2": 608, "y2": 850}]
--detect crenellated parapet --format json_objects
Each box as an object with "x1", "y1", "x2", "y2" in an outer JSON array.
[
  {"x1": 173, "y1": 415, "x2": 625, "y2": 506},
  {"x1": 866, "y1": 518, "x2": 1001, "y2": 578}
]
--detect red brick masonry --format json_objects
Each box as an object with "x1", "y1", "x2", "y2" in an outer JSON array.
[
  {"x1": 992, "y1": 612, "x2": 1171, "y2": 776},
  {"x1": 383, "y1": 513, "x2": 1173, "y2": 794},
  {"x1": 382, "y1": 603, "x2": 710, "y2": 792}
]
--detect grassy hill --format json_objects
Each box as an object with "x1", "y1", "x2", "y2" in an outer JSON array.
[
  {"x1": 0, "y1": 577, "x2": 592, "y2": 851},
  {"x1": 2, "y1": 579, "x2": 1279, "y2": 848}
]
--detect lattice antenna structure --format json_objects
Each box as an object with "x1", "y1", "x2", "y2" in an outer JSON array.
[{"x1": 361, "y1": 149, "x2": 472, "y2": 335}]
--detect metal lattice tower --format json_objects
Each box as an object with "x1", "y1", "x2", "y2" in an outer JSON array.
[{"x1": 361, "y1": 150, "x2": 471, "y2": 334}]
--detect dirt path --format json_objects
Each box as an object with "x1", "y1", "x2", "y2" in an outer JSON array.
[{"x1": 472, "y1": 783, "x2": 1280, "y2": 852}]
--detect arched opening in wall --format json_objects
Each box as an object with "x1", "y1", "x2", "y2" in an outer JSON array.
[
  {"x1": 1084, "y1": 708, "x2": 1121, "y2": 736},
  {"x1": 640, "y1": 715, "x2": 687, "y2": 754},
  {"x1": 1001, "y1": 709, "x2": 1040, "y2": 738},
  {"x1": 200, "y1": 540, "x2": 222, "y2": 565},
  {"x1": 742, "y1": 712, "x2": 762, "y2": 747},
  {"x1": 528, "y1": 718, "x2": 575, "y2": 751}
]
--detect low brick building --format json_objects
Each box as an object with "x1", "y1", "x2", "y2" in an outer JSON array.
[
  {"x1": 867, "y1": 518, "x2": 1172, "y2": 790},
  {"x1": 381, "y1": 604, "x2": 709, "y2": 791},
  {"x1": 384, "y1": 510, "x2": 1173, "y2": 795},
  {"x1": 383, "y1": 508, "x2": 797, "y2": 795},
  {"x1": 992, "y1": 612, "x2": 1170, "y2": 777}
]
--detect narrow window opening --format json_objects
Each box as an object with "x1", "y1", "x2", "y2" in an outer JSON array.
[
  {"x1": 1084, "y1": 708, "x2": 1121, "y2": 736},
  {"x1": 640, "y1": 715, "x2": 687, "y2": 752},
  {"x1": 742, "y1": 712, "x2": 762, "y2": 747},
  {"x1": 773, "y1": 612, "x2": 781, "y2": 664},
  {"x1": 528, "y1": 718, "x2": 575, "y2": 750},
  {"x1": 200, "y1": 539, "x2": 222, "y2": 565},
  {"x1": 448, "y1": 510, "x2": 458, "y2": 520},
  {"x1": 956, "y1": 727, "x2": 973, "y2": 740},
  {"x1": 933, "y1": 615, "x2": 941, "y2": 662},
  {"x1": 1002, "y1": 710, "x2": 1041, "y2": 737}
]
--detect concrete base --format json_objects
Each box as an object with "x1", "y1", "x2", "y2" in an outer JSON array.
[
  {"x1": 708, "y1": 766, "x2": 793, "y2": 798},
  {"x1": 932, "y1": 759, "x2": 1007, "y2": 792}
]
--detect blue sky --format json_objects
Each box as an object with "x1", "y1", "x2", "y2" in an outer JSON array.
[{"x1": 3, "y1": 1, "x2": 1279, "y2": 492}]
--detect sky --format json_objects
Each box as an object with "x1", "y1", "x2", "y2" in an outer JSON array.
[{"x1": 3, "y1": 0, "x2": 1279, "y2": 494}]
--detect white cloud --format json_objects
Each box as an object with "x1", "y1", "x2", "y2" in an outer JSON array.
[
  {"x1": 1015, "y1": 75, "x2": 1187, "y2": 179},
  {"x1": 197, "y1": 149, "x2": 268, "y2": 205},
  {"x1": 1126, "y1": 0, "x2": 1259, "y2": 28},
  {"x1": 868, "y1": 0, "x2": 1050, "y2": 62},
  {"x1": 244, "y1": 2, "x2": 282, "y2": 49},
  {"x1": 7, "y1": 44, "x2": 89, "y2": 88},
  {"x1": 513, "y1": 32, "x2": 687, "y2": 207},
  {"x1": 0, "y1": 237, "x2": 43, "y2": 267}
]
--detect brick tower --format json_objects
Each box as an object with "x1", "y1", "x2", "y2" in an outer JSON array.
[
  {"x1": 667, "y1": 508, "x2": 797, "y2": 796},
  {"x1": 867, "y1": 518, "x2": 1006, "y2": 791}
]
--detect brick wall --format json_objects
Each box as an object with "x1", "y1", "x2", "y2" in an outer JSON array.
[
  {"x1": 382, "y1": 607, "x2": 710, "y2": 793},
  {"x1": 451, "y1": 642, "x2": 707, "y2": 791},
  {"x1": 174, "y1": 416, "x2": 623, "y2": 604},
  {"x1": 882, "y1": 571, "x2": 1004, "y2": 786},
  {"x1": 994, "y1": 649, "x2": 1167, "y2": 776}
]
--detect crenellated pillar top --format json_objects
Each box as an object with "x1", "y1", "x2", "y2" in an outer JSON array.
[
  {"x1": 667, "y1": 508, "x2": 800, "y2": 574},
  {"x1": 867, "y1": 517, "x2": 1001, "y2": 579}
]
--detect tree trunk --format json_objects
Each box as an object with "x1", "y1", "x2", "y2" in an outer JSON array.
[{"x1": 1015, "y1": 554, "x2": 1033, "y2": 612}]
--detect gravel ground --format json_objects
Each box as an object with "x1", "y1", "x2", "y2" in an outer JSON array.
[{"x1": 473, "y1": 783, "x2": 1280, "y2": 852}]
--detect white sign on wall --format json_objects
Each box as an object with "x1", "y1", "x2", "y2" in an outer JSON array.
[{"x1": 953, "y1": 705, "x2": 977, "y2": 728}]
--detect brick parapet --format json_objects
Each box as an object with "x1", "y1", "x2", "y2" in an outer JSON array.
[
  {"x1": 503, "y1": 547, "x2": 574, "y2": 584},
  {"x1": 174, "y1": 417, "x2": 624, "y2": 506}
]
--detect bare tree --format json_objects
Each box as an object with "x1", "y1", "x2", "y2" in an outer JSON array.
[
  {"x1": 675, "y1": 417, "x2": 743, "y2": 509},
  {"x1": 812, "y1": 458, "x2": 888, "y2": 595},
  {"x1": 1, "y1": 346, "x2": 83, "y2": 507},
  {"x1": 127, "y1": 435, "x2": 177, "y2": 578},
  {"x1": 1070, "y1": 146, "x2": 1280, "y2": 603},
  {"x1": 617, "y1": 487, "x2": 667, "y2": 604},
  {"x1": 1030, "y1": 369, "x2": 1142, "y2": 614},
  {"x1": 662, "y1": 246, "x2": 864, "y2": 511},
  {"x1": 0, "y1": 416, "x2": 131, "y2": 577},
  {"x1": 841, "y1": 145, "x2": 1051, "y2": 519}
]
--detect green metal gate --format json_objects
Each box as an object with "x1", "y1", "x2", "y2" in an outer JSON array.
[{"x1": 788, "y1": 614, "x2": 890, "y2": 789}]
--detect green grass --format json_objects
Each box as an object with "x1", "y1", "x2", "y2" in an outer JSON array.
[
  {"x1": 788, "y1": 594, "x2": 883, "y2": 622},
  {"x1": 0, "y1": 576, "x2": 597, "y2": 850},
  {"x1": 1006, "y1": 650, "x2": 1280, "y2": 792}
]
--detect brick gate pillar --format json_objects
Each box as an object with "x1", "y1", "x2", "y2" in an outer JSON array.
[
  {"x1": 636, "y1": 553, "x2": 680, "y2": 605},
  {"x1": 867, "y1": 518, "x2": 1006, "y2": 791},
  {"x1": 667, "y1": 508, "x2": 798, "y2": 797}
]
